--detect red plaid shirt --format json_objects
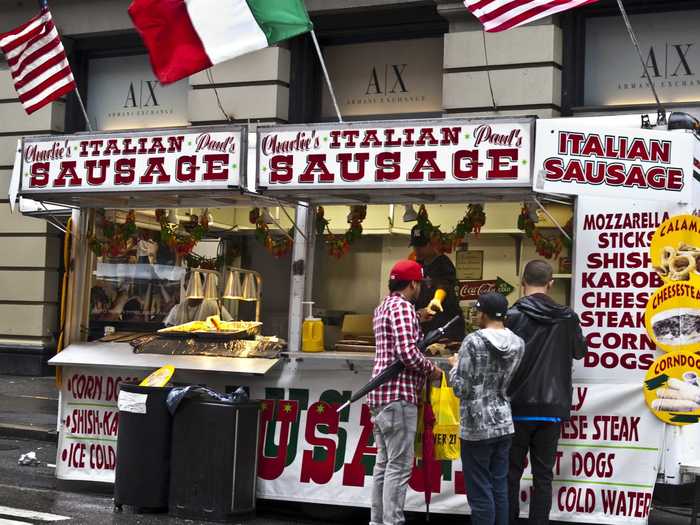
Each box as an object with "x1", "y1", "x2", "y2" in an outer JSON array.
[{"x1": 367, "y1": 293, "x2": 436, "y2": 409}]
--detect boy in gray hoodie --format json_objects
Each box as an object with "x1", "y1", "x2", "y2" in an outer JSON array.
[{"x1": 448, "y1": 292, "x2": 524, "y2": 525}]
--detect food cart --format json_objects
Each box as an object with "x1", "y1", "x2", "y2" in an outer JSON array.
[{"x1": 11, "y1": 114, "x2": 700, "y2": 524}]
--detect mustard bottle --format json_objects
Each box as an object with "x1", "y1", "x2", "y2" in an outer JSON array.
[{"x1": 301, "y1": 301, "x2": 325, "y2": 353}]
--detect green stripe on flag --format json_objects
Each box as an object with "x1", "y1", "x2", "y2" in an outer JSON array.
[{"x1": 246, "y1": 0, "x2": 313, "y2": 45}]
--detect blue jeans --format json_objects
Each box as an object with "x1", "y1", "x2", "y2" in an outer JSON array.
[{"x1": 461, "y1": 436, "x2": 512, "y2": 525}]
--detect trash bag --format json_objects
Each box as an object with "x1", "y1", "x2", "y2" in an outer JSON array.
[{"x1": 166, "y1": 386, "x2": 248, "y2": 415}]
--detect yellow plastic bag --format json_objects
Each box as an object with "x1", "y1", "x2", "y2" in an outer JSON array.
[
  {"x1": 416, "y1": 373, "x2": 461, "y2": 461},
  {"x1": 431, "y1": 373, "x2": 461, "y2": 460}
]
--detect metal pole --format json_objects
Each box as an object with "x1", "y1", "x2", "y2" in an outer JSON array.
[
  {"x1": 74, "y1": 90, "x2": 94, "y2": 132},
  {"x1": 616, "y1": 0, "x2": 666, "y2": 123},
  {"x1": 310, "y1": 29, "x2": 343, "y2": 123},
  {"x1": 482, "y1": 31, "x2": 497, "y2": 111},
  {"x1": 533, "y1": 197, "x2": 572, "y2": 242}
]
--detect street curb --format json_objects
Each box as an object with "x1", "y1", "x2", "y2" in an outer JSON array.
[{"x1": 0, "y1": 423, "x2": 57, "y2": 443}]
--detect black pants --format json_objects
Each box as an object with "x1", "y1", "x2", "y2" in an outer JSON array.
[{"x1": 507, "y1": 421, "x2": 560, "y2": 525}]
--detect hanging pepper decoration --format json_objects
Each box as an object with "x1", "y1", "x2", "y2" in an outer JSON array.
[
  {"x1": 517, "y1": 204, "x2": 571, "y2": 259},
  {"x1": 89, "y1": 210, "x2": 137, "y2": 258},
  {"x1": 249, "y1": 207, "x2": 293, "y2": 258},
  {"x1": 317, "y1": 205, "x2": 367, "y2": 259},
  {"x1": 156, "y1": 208, "x2": 209, "y2": 257},
  {"x1": 414, "y1": 204, "x2": 486, "y2": 254}
]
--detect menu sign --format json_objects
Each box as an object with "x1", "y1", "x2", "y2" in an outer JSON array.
[
  {"x1": 572, "y1": 196, "x2": 687, "y2": 382},
  {"x1": 20, "y1": 127, "x2": 245, "y2": 194},
  {"x1": 56, "y1": 368, "x2": 139, "y2": 482},
  {"x1": 258, "y1": 120, "x2": 533, "y2": 189},
  {"x1": 534, "y1": 119, "x2": 694, "y2": 202}
]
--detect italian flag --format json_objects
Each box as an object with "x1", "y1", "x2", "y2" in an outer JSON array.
[{"x1": 129, "y1": 0, "x2": 312, "y2": 84}]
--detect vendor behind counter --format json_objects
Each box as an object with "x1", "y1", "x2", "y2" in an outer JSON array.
[{"x1": 410, "y1": 225, "x2": 466, "y2": 342}]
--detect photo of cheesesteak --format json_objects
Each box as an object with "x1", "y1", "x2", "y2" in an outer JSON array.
[{"x1": 651, "y1": 308, "x2": 700, "y2": 346}]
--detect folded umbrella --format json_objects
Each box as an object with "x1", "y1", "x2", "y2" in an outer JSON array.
[
  {"x1": 422, "y1": 381, "x2": 437, "y2": 522},
  {"x1": 336, "y1": 316, "x2": 460, "y2": 413}
]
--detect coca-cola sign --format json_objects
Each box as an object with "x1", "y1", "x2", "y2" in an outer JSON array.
[
  {"x1": 257, "y1": 119, "x2": 533, "y2": 190},
  {"x1": 456, "y1": 278, "x2": 515, "y2": 301}
]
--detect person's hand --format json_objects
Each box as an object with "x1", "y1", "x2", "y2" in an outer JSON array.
[
  {"x1": 447, "y1": 354, "x2": 459, "y2": 368},
  {"x1": 418, "y1": 308, "x2": 435, "y2": 322},
  {"x1": 430, "y1": 367, "x2": 443, "y2": 381},
  {"x1": 427, "y1": 297, "x2": 443, "y2": 313}
]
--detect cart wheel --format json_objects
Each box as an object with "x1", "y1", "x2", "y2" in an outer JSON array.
[{"x1": 113, "y1": 503, "x2": 123, "y2": 513}]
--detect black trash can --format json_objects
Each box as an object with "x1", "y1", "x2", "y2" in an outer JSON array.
[
  {"x1": 114, "y1": 384, "x2": 173, "y2": 512},
  {"x1": 169, "y1": 396, "x2": 261, "y2": 522}
]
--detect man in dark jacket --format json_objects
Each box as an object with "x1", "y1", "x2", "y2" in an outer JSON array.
[{"x1": 506, "y1": 260, "x2": 587, "y2": 525}]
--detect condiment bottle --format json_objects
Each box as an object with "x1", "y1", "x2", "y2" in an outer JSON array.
[{"x1": 301, "y1": 301, "x2": 325, "y2": 353}]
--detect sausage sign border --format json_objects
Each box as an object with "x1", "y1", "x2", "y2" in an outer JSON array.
[
  {"x1": 256, "y1": 118, "x2": 534, "y2": 190},
  {"x1": 19, "y1": 125, "x2": 246, "y2": 196},
  {"x1": 534, "y1": 119, "x2": 695, "y2": 202}
]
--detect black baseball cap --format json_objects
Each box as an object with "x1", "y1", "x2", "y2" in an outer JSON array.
[
  {"x1": 409, "y1": 225, "x2": 430, "y2": 247},
  {"x1": 475, "y1": 292, "x2": 509, "y2": 320}
]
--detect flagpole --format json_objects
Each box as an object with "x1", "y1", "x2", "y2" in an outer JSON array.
[
  {"x1": 310, "y1": 29, "x2": 343, "y2": 123},
  {"x1": 481, "y1": 31, "x2": 497, "y2": 111},
  {"x1": 615, "y1": 0, "x2": 666, "y2": 124},
  {"x1": 74, "y1": 90, "x2": 93, "y2": 132}
]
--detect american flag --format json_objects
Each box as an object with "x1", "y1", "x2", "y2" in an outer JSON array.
[
  {"x1": 464, "y1": 0, "x2": 597, "y2": 32},
  {"x1": 0, "y1": 5, "x2": 76, "y2": 115}
]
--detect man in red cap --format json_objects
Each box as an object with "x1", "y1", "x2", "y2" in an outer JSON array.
[{"x1": 368, "y1": 259, "x2": 442, "y2": 525}]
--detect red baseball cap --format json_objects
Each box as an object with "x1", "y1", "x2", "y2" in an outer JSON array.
[{"x1": 390, "y1": 260, "x2": 424, "y2": 282}]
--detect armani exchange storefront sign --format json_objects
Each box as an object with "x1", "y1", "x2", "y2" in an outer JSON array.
[
  {"x1": 585, "y1": 10, "x2": 700, "y2": 106},
  {"x1": 19, "y1": 127, "x2": 244, "y2": 195},
  {"x1": 257, "y1": 120, "x2": 533, "y2": 189},
  {"x1": 321, "y1": 38, "x2": 443, "y2": 118}
]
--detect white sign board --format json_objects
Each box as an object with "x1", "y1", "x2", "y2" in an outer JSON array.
[
  {"x1": 534, "y1": 119, "x2": 695, "y2": 201},
  {"x1": 572, "y1": 196, "x2": 688, "y2": 383},
  {"x1": 57, "y1": 368, "x2": 140, "y2": 482},
  {"x1": 57, "y1": 365, "x2": 664, "y2": 525},
  {"x1": 585, "y1": 10, "x2": 700, "y2": 106},
  {"x1": 19, "y1": 127, "x2": 245, "y2": 195},
  {"x1": 258, "y1": 120, "x2": 533, "y2": 190}
]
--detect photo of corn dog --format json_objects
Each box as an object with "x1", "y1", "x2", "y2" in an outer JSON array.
[
  {"x1": 653, "y1": 377, "x2": 700, "y2": 412},
  {"x1": 651, "y1": 398, "x2": 700, "y2": 412}
]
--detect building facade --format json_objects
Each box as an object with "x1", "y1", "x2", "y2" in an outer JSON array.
[{"x1": 0, "y1": 0, "x2": 694, "y2": 374}]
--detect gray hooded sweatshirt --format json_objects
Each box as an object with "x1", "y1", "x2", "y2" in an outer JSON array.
[{"x1": 448, "y1": 328, "x2": 525, "y2": 442}]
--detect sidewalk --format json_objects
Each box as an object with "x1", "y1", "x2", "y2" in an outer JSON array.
[{"x1": 0, "y1": 375, "x2": 58, "y2": 442}]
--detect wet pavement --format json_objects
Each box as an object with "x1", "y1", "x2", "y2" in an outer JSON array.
[
  {"x1": 0, "y1": 375, "x2": 58, "y2": 437},
  {"x1": 0, "y1": 436, "x2": 461, "y2": 525}
]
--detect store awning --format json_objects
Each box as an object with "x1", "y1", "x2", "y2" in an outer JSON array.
[
  {"x1": 20, "y1": 187, "x2": 264, "y2": 210},
  {"x1": 258, "y1": 187, "x2": 545, "y2": 206},
  {"x1": 256, "y1": 117, "x2": 540, "y2": 205},
  {"x1": 49, "y1": 342, "x2": 281, "y2": 376},
  {"x1": 15, "y1": 125, "x2": 264, "y2": 211}
]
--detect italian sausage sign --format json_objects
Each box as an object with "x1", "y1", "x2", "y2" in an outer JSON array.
[
  {"x1": 19, "y1": 127, "x2": 245, "y2": 194},
  {"x1": 257, "y1": 120, "x2": 533, "y2": 189},
  {"x1": 534, "y1": 119, "x2": 695, "y2": 201}
]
